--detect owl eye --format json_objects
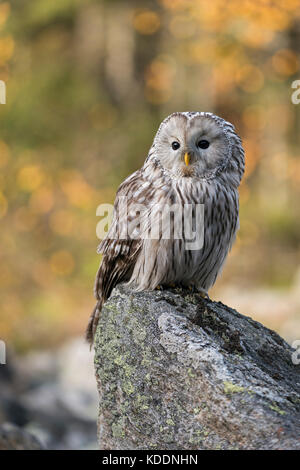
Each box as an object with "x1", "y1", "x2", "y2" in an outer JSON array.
[
  {"x1": 171, "y1": 141, "x2": 180, "y2": 150},
  {"x1": 197, "y1": 140, "x2": 210, "y2": 149}
]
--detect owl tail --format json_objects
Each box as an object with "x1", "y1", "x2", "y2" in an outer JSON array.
[{"x1": 86, "y1": 299, "x2": 103, "y2": 345}]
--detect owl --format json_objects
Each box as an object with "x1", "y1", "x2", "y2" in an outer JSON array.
[{"x1": 86, "y1": 112, "x2": 245, "y2": 343}]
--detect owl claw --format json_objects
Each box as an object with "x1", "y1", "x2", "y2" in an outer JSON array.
[
  {"x1": 156, "y1": 283, "x2": 176, "y2": 290},
  {"x1": 198, "y1": 289, "x2": 210, "y2": 300},
  {"x1": 188, "y1": 285, "x2": 209, "y2": 299}
]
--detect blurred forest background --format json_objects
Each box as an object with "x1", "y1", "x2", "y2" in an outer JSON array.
[{"x1": 1, "y1": 0, "x2": 300, "y2": 351}]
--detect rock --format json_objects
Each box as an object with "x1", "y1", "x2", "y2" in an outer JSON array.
[
  {"x1": 0, "y1": 351, "x2": 30, "y2": 427},
  {"x1": 94, "y1": 285, "x2": 300, "y2": 450},
  {"x1": 0, "y1": 338, "x2": 98, "y2": 450},
  {"x1": 0, "y1": 423, "x2": 44, "y2": 450}
]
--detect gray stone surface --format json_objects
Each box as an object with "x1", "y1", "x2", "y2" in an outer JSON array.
[
  {"x1": 94, "y1": 285, "x2": 300, "y2": 450},
  {"x1": 0, "y1": 339, "x2": 98, "y2": 450},
  {"x1": 0, "y1": 423, "x2": 44, "y2": 450}
]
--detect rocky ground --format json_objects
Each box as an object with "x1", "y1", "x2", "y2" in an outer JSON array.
[{"x1": 0, "y1": 337, "x2": 98, "y2": 450}]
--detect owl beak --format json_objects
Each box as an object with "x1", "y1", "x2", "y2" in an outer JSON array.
[{"x1": 184, "y1": 152, "x2": 190, "y2": 166}]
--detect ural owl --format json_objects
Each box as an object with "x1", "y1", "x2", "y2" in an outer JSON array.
[{"x1": 87, "y1": 112, "x2": 245, "y2": 343}]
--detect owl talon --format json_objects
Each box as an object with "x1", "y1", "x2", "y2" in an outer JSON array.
[
  {"x1": 188, "y1": 285, "x2": 197, "y2": 293},
  {"x1": 188, "y1": 285, "x2": 209, "y2": 298},
  {"x1": 198, "y1": 290, "x2": 210, "y2": 300}
]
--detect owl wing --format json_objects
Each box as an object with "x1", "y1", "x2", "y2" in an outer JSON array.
[{"x1": 86, "y1": 168, "x2": 149, "y2": 343}]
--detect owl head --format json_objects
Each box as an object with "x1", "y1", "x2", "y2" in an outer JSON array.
[{"x1": 148, "y1": 112, "x2": 244, "y2": 186}]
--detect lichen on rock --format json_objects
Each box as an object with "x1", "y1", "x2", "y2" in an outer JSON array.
[{"x1": 94, "y1": 285, "x2": 300, "y2": 450}]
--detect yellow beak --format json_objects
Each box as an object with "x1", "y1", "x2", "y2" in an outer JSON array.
[{"x1": 184, "y1": 152, "x2": 190, "y2": 166}]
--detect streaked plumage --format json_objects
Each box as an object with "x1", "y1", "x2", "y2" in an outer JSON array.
[{"x1": 86, "y1": 112, "x2": 245, "y2": 343}]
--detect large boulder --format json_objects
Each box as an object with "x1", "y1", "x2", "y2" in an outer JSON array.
[{"x1": 94, "y1": 285, "x2": 300, "y2": 450}]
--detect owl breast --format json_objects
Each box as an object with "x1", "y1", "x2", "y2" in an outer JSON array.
[{"x1": 128, "y1": 175, "x2": 239, "y2": 293}]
